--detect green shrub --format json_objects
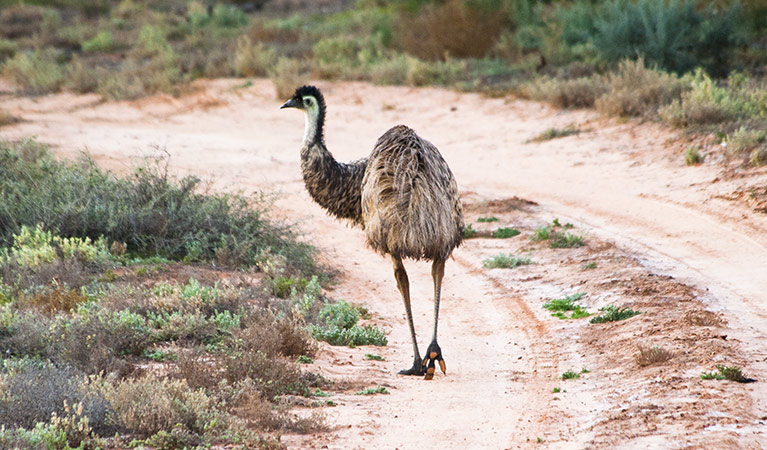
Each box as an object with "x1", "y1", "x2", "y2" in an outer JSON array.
[
  {"x1": 81, "y1": 31, "x2": 113, "y2": 52},
  {"x1": 0, "y1": 140, "x2": 320, "y2": 276},
  {"x1": 482, "y1": 253, "x2": 532, "y2": 269},
  {"x1": 311, "y1": 324, "x2": 387, "y2": 347},
  {"x1": 212, "y1": 4, "x2": 247, "y2": 28},
  {"x1": 463, "y1": 224, "x2": 477, "y2": 239},
  {"x1": 318, "y1": 299, "x2": 360, "y2": 331},
  {"x1": 0, "y1": 39, "x2": 18, "y2": 63},
  {"x1": 659, "y1": 71, "x2": 767, "y2": 127},
  {"x1": 589, "y1": 305, "x2": 641, "y2": 323},
  {"x1": 311, "y1": 300, "x2": 386, "y2": 347},
  {"x1": 492, "y1": 227, "x2": 521, "y2": 238},
  {"x1": 575, "y1": 0, "x2": 746, "y2": 76},
  {"x1": 561, "y1": 370, "x2": 580, "y2": 380},
  {"x1": 354, "y1": 385, "x2": 388, "y2": 395},
  {"x1": 232, "y1": 35, "x2": 275, "y2": 77},
  {"x1": 1, "y1": 49, "x2": 64, "y2": 94},
  {"x1": 684, "y1": 146, "x2": 703, "y2": 165},
  {"x1": 550, "y1": 232, "x2": 584, "y2": 248}
]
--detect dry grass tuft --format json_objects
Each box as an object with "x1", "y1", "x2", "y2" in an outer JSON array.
[
  {"x1": 595, "y1": 58, "x2": 687, "y2": 118},
  {"x1": 635, "y1": 344, "x2": 674, "y2": 367},
  {"x1": 683, "y1": 309, "x2": 727, "y2": 327},
  {"x1": 269, "y1": 57, "x2": 306, "y2": 100}
]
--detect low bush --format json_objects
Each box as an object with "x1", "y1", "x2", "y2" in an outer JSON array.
[
  {"x1": 595, "y1": 58, "x2": 687, "y2": 118},
  {"x1": 270, "y1": 57, "x2": 306, "y2": 100},
  {"x1": 0, "y1": 360, "x2": 114, "y2": 434},
  {"x1": 394, "y1": 0, "x2": 503, "y2": 61},
  {"x1": 81, "y1": 31, "x2": 113, "y2": 53},
  {"x1": 659, "y1": 71, "x2": 767, "y2": 128},
  {"x1": 522, "y1": 75, "x2": 607, "y2": 109},
  {"x1": 1, "y1": 49, "x2": 64, "y2": 94},
  {"x1": 0, "y1": 140, "x2": 320, "y2": 276},
  {"x1": 310, "y1": 299, "x2": 386, "y2": 347},
  {"x1": 232, "y1": 35, "x2": 275, "y2": 77}
]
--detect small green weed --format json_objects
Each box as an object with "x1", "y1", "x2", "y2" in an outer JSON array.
[
  {"x1": 685, "y1": 146, "x2": 704, "y2": 165},
  {"x1": 463, "y1": 224, "x2": 477, "y2": 238},
  {"x1": 297, "y1": 355, "x2": 314, "y2": 364},
  {"x1": 532, "y1": 221, "x2": 584, "y2": 248},
  {"x1": 364, "y1": 354, "x2": 384, "y2": 361},
  {"x1": 582, "y1": 262, "x2": 597, "y2": 270},
  {"x1": 700, "y1": 371, "x2": 726, "y2": 380},
  {"x1": 701, "y1": 365, "x2": 749, "y2": 382},
  {"x1": 552, "y1": 219, "x2": 573, "y2": 229},
  {"x1": 581, "y1": 368, "x2": 590, "y2": 373},
  {"x1": 482, "y1": 254, "x2": 533, "y2": 269},
  {"x1": 142, "y1": 348, "x2": 177, "y2": 362},
  {"x1": 355, "y1": 386, "x2": 389, "y2": 395},
  {"x1": 477, "y1": 217, "x2": 498, "y2": 223},
  {"x1": 312, "y1": 388, "x2": 332, "y2": 397},
  {"x1": 527, "y1": 127, "x2": 581, "y2": 143},
  {"x1": 561, "y1": 370, "x2": 580, "y2": 380},
  {"x1": 589, "y1": 305, "x2": 641, "y2": 323},
  {"x1": 552, "y1": 387, "x2": 561, "y2": 393},
  {"x1": 492, "y1": 227, "x2": 521, "y2": 238},
  {"x1": 543, "y1": 293, "x2": 590, "y2": 319},
  {"x1": 551, "y1": 232, "x2": 585, "y2": 248},
  {"x1": 81, "y1": 31, "x2": 113, "y2": 53}
]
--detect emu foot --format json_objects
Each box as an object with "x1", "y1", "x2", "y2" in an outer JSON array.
[
  {"x1": 398, "y1": 357, "x2": 425, "y2": 376},
  {"x1": 422, "y1": 341, "x2": 446, "y2": 380}
]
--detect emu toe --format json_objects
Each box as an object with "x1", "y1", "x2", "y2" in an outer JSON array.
[
  {"x1": 422, "y1": 342, "x2": 446, "y2": 380},
  {"x1": 399, "y1": 357, "x2": 426, "y2": 376}
]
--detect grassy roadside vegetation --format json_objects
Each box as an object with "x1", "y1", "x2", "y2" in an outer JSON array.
[
  {"x1": 0, "y1": 139, "x2": 386, "y2": 448},
  {"x1": 1, "y1": 0, "x2": 766, "y2": 166}
]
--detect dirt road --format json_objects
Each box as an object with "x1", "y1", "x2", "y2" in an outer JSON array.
[{"x1": 2, "y1": 79, "x2": 766, "y2": 448}]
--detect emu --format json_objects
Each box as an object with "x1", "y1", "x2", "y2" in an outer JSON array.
[{"x1": 281, "y1": 86, "x2": 463, "y2": 379}]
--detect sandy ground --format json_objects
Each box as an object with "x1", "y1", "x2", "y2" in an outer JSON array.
[{"x1": 2, "y1": 79, "x2": 767, "y2": 449}]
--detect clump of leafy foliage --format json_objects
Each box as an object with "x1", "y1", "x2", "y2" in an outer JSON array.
[{"x1": 589, "y1": 305, "x2": 641, "y2": 323}]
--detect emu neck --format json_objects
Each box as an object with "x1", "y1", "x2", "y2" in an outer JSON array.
[
  {"x1": 303, "y1": 104, "x2": 324, "y2": 146},
  {"x1": 300, "y1": 141, "x2": 366, "y2": 228}
]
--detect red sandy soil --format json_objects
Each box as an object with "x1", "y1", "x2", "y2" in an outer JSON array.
[{"x1": 2, "y1": 79, "x2": 767, "y2": 449}]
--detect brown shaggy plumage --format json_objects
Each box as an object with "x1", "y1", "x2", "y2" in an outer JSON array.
[
  {"x1": 282, "y1": 85, "x2": 463, "y2": 379},
  {"x1": 362, "y1": 125, "x2": 463, "y2": 261}
]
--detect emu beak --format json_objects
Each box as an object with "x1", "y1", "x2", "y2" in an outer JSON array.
[{"x1": 280, "y1": 98, "x2": 300, "y2": 109}]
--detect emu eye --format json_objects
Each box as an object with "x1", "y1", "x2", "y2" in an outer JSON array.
[{"x1": 304, "y1": 98, "x2": 313, "y2": 106}]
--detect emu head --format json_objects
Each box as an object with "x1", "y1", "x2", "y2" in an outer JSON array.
[
  {"x1": 281, "y1": 85, "x2": 326, "y2": 144},
  {"x1": 281, "y1": 85, "x2": 324, "y2": 113}
]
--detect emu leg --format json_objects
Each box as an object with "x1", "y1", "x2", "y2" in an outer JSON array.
[
  {"x1": 392, "y1": 255, "x2": 423, "y2": 376},
  {"x1": 422, "y1": 258, "x2": 447, "y2": 380}
]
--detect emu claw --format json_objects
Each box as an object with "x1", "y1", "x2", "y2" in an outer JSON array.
[{"x1": 422, "y1": 342, "x2": 446, "y2": 380}]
